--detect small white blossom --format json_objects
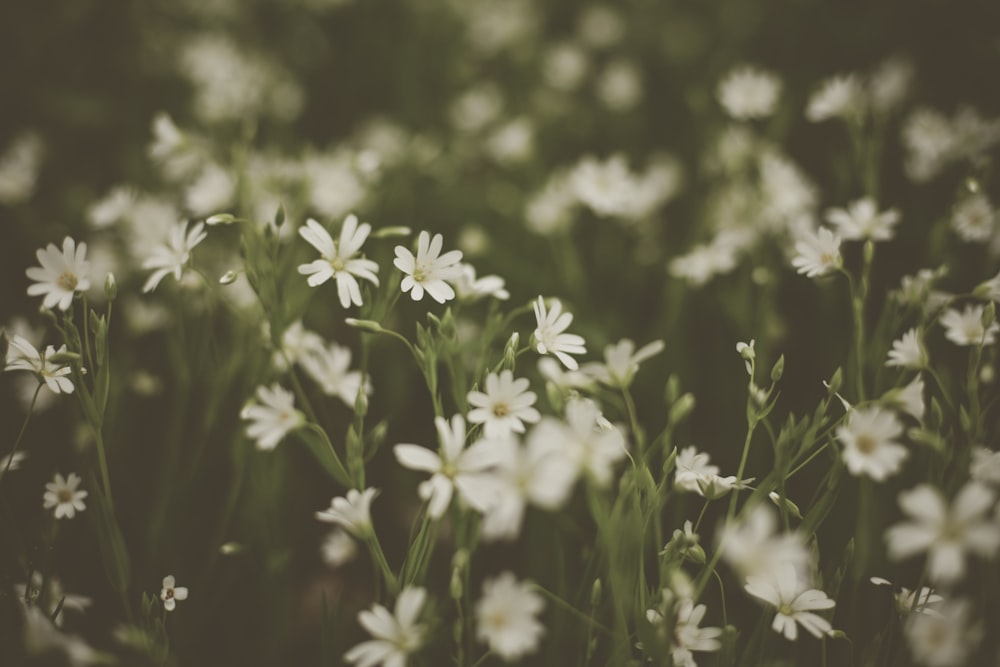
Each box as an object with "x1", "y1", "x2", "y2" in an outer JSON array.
[
  {"x1": 345, "y1": 587, "x2": 426, "y2": 667},
  {"x1": 806, "y1": 74, "x2": 865, "y2": 122},
  {"x1": 951, "y1": 195, "x2": 996, "y2": 243},
  {"x1": 582, "y1": 338, "x2": 664, "y2": 388},
  {"x1": 837, "y1": 406, "x2": 908, "y2": 481},
  {"x1": 299, "y1": 341, "x2": 369, "y2": 409},
  {"x1": 889, "y1": 375, "x2": 925, "y2": 423},
  {"x1": 141, "y1": 221, "x2": 208, "y2": 293},
  {"x1": 791, "y1": 226, "x2": 842, "y2": 277},
  {"x1": 43, "y1": 473, "x2": 88, "y2": 519},
  {"x1": 744, "y1": 562, "x2": 836, "y2": 641},
  {"x1": 532, "y1": 296, "x2": 587, "y2": 370},
  {"x1": 886, "y1": 328, "x2": 927, "y2": 369},
  {"x1": 719, "y1": 505, "x2": 811, "y2": 580},
  {"x1": 717, "y1": 66, "x2": 782, "y2": 120},
  {"x1": 453, "y1": 264, "x2": 510, "y2": 301},
  {"x1": 646, "y1": 594, "x2": 723, "y2": 667},
  {"x1": 475, "y1": 572, "x2": 545, "y2": 662},
  {"x1": 297, "y1": 215, "x2": 380, "y2": 307},
  {"x1": 970, "y1": 447, "x2": 1000, "y2": 486},
  {"x1": 26, "y1": 238, "x2": 92, "y2": 311},
  {"x1": 940, "y1": 304, "x2": 999, "y2": 347},
  {"x1": 535, "y1": 398, "x2": 626, "y2": 488},
  {"x1": 393, "y1": 231, "x2": 464, "y2": 303},
  {"x1": 394, "y1": 415, "x2": 503, "y2": 519},
  {"x1": 5, "y1": 335, "x2": 74, "y2": 394},
  {"x1": 825, "y1": 198, "x2": 900, "y2": 242},
  {"x1": 870, "y1": 577, "x2": 943, "y2": 617},
  {"x1": 904, "y1": 599, "x2": 982, "y2": 667},
  {"x1": 316, "y1": 488, "x2": 379, "y2": 538},
  {"x1": 321, "y1": 528, "x2": 357, "y2": 567},
  {"x1": 240, "y1": 384, "x2": 304, "y2": 450},
  {"x1": 887, "y1": 482, "x2": 1000, "y2": 585},
  {"x1": 467, "y1": 371, "x2": 540, "y2": 440},
  {"x1": 160, "y1": 576, "x2": 188, "y2": 612}
]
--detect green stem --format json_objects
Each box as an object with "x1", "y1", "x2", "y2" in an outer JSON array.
[
  {"x1": 1, "y1": 384, "x2": 41, "y2": 481},
  {"x1": 366, "y1": 533, "x2": 398, "y2": 594},
  {"x1": 532, "y1": 584, "x2": 614, "y2": 637},
  {"x1": 726, "y1": 416, "x2": 758, "y2": 523}
]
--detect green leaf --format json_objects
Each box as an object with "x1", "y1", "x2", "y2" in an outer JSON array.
[
  {"x1": 86, "y1": 473, "x2": 131, "y2": 594},
  {"x1": 296, "y1": 426, "x2": 352, "y2": 488}
]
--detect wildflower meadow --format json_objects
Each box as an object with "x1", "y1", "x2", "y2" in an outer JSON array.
[{"x1": 3, "y1": 1, "x2": 1000, "y2": 665}]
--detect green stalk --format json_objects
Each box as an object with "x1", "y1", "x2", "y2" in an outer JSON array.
[{"x1": 1, "y1": 384, "x2": 41, "y2": 481}]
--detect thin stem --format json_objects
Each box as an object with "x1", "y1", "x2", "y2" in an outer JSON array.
[
  {"x1": 726, "y1": 417, "x2": 758, "y2": 523},
  {"x1": 621, "y1": 387, "x2": 644, "y2": 457},
  {"x1": 787, "y1": 440, "x2": 832, "y2": 479},
  {"x1": 366, "y1": 533, "x2": 399, "y2": 594},
  {"x1": 532, "y1": 584, "x2": 614, "y2": 637},
  {"x1": 1, "y1": 384, "x2": 42, "y2": 481}
]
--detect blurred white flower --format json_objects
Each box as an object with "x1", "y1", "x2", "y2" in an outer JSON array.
[
  {"x1": 22, "y1": 605, "x2": 99, "y2": 666},
  {"x1": 537, "y1": 398, "x2": 626, "y2": 487},
  {"x1": 393, "y1": 231, "x2": 464, "y2": 304},
  {"x1": 16, "y1": 573, "x2": 92, "y2": 627},
  {"x1": 570, "y1": 154, "x2": 641, "y2": 218},
  {"x1": 542, "y1": 42, "x2": 589, "y2": 91},
  {"x1": 0, "y1": 132, "x2": 43, "y2": 205},
  {"x1": 141, "y1": 221, "x2": 208, "y2": 293},
  {"x1": 904, "y1": 599, "x2": 982, "y2": 667},
  {"x1": 160, "y1": 576, "x2": 188, "y2": 612},
  {"x1": 596, "y1": 58, "x2": 643, "y2": 112},
  {"x1": 272, "y1": 320, "x2": 326, "y2": 372},
  {"x1": 806, "y1": 74, "x2": 865, "y2": 122},
  {"x1": 869, "y1": 57, "x2": 914, "y2": 115},
  {"x1": 43, "y1": 473, "x2": 88, "y2": 519},
  {"x1": 674, "y1": 446, "x2": 719, "y2": 493},
  {"x1": 321, "y1": 528, "x2": 357, "y2": 567},
  {"x1": 582, "y1": 338, "x2": 664, "y2": 388},
  {"x1": 647, "y1": 595, "x2": 723, "y2": 667},
  {"x1": 453, "y1": 264, "x2": 510, "y2": 301},
  {"x1": 870, "y1": 577, "x2": 943, "y2": 617},
  {"x1": 719, "y1": 504, "x2": 810, "y2": 580},
  {"x1": 1, "y1": 451, "x2": 27, "y2": 472},
  {"x1": 837, "y1": 406, "x2": 908, "y2": 481},
  {"x1": 298, "y1": 215, "x2": 380, "y2": 307},
  {"x1": 577, "y1": 5, "x2": 625, "y2": 49},
  {"x1": 744, "y1": 562, "x2": 836, "y2": 641},
  {"x1": 87, "y1": 186, "x2": 137, "y2": 229},
  {"x1": 886, "y1": 482, "x2": 1000, "y2": 584},
  {"x1": 791, "y1": 226, "x2": 842, "y2": 278},
  {"x1": 886, "y1": 328, "x2": 927, "y2": 369},
  {"x1": 299, "y1": 341, "x2": 369, "y2": 409},
  {"x1": 394, "y1": 415, "x2": 503, "y2": 519},
  {"x1": 304, "y1": 153, "x2": 367, "y2": 220},
  {"x1": 537, "y1": 357, "x2": 593, "y2": 391},
  {"x1": 467, "y1": 370, "x2": 540, "y2": 440},
  {"x1": 485, "y1": 117, "x2": 534, "y2": 166},
  {"x1": 940, "y1": 304, "x2": 999, "y2": 347},
  {"x1": 970, "y1": 447, "x2": 1000, "y2": 486},
  {"x1": 532, "y1": 296, "x2": 587, "y2": 371},
  {"x1": 316, "y1": 488, "x2": 379, "y2": 538},
  {"x1": 240, "y1": 384, "x2": 304, "y2": 450},
  {"x1": 480, "y1": 434, "x2": 577, "y2": 541},
  {"x1": 890, "y1": 375, "x2": 925, "y2": 423},
  {"x1": 345, "y1": 587, "x2": 426, "y2": 667},
  {"x1": 717, "y1": 66, "x2": 782, "y2": 120},
  {"x1": 475, "y1": 572, "x2": 545, "y2": 661},
  {"x1": 951, "y1": 194, "x2": 996, "y2": 243},
  {"x1": 825, "y1": 198, "x2": 899, "y2": 242},
  {"x1": 26, "y1": 238, "x2": 92, "y2": 311}
]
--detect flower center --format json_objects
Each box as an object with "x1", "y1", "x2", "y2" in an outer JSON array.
[
  {"x1": 57, "y1": 488, "x2": 74, "y2": 503},
  {"x1": 58, "y1": 272, "x2": 79, "y2": 291},
  {"x1": 330, "y1": 257, "x2": 346, "y2": 272},
  {"x1": 856, "y1": 434, "x2": 877, "y2": 454},
  {"x1": 413, "y1": 267, "x2": 427, "y2": 282},
  {"x1": 778, "y1": 603, "x2": 794, "y2": 616},
  {"x1": 492, "y1": 402, "x2": 510, "y2": 418},
  {"x1": 165, "y1": 588, "x2": 175, "y2": 599}
]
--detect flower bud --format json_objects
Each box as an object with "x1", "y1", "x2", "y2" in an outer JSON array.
[
  {"x1": 219, "y1": 270, "x2": 238, "y2": 285},
  {"x1": 345, "y1": 318, "x2": 383, "y2": 333},
  {"x1": 104, "y1": 272, "x2": 117, "y2": 301}
]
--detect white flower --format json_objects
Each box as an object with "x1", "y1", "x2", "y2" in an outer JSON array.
[
  {"x1": 0, "y1": 132, "x2": 43, "y2": 205},
  {"x1": 272, "y1": 320, "x2": 326, "y2": 371},
  {"x1": 535, "y1": 398, "x2": 626, "y2": 488},
  {"x1": 21, "y1": 605, "x2": 99, "y2": 666},
  {"x1": 16, "y1": 573, "x2": 92, "y2": 627},
  {"x1": 475, "y1": 572, "x2": 545, "y2": 662},
  {"x1": 970, "y1": 447, "x2": 1000, "y2": 486},
  {"x1": 582, "y1": 338, "x2": 664, "y2": 388},
  {"x1": 297, "y1": 215, "x2": 380, "y2": 307},
  {"x1": 1, "y1": 451, "x2": 27, "y2": 472},
  {"x1": 744, "y1": 562, "x2": 836, "y2": 641},
  {"x1": 43, "y1": 473, "x2": 87, "y2": 519},
  {"x1": 951, "y1": 195, "x2": 996, "y2": 243},
  {"x1": 806, "y1": 74, "x2": 865, "y2": 122},
  {"x1": 467, "y1": 371, "x2": 540, "y2": 440},
  {"x1": 345, "y1": 586, "x2": 426, "y2": 667},
  {"x1": 321, "y1": 528, "x2": 357, "y2": 567},
  {"x1": 160, "y1": 576, "x2": 188, "y2": 611},
  {"x1": 480, "y1": 434, "x2": 577, "y2": 541},
  {"x1": 889, "y1": 375, "x2": 925, "y2": 423},
  {"x1": 824, "y1": 198, "x2": 900, "y2": 242},
  {"x1": 595, "y1": 58, "x2": 644, "y2": 112},
  {"x1": 717, "y1": 66, "x2": 782, "y2": 120},
  {"x1": 453, "y1": 264, "x2": 510, "y2": 301},
  {"x1": 869, "y1": 57, "x2": 914, "y2": 115},
  {"x1": 532, "y1": 296, "x2": 587, "y2": 370},
  {"x1": 886, "y1": 482, "x2": 1000, "y2": 584},
  {"x1": 537, "y1": 357, "x2": 593, "y2": 391},
  {"x1": 940, "y1": 304, "x2": 999, "y2": 347},
  {"x1": 674, "y1": 446, "x2": 719, "y2": 493},
  {"x1": 141, "y1": 221, "x2": 208, "y2": 293},
  {"x1": 836, "y1": 406, "x2": 908, "y2": 481},
  {"x1": 5, "y1": 335, "x2": 74, "y2": 394},
  {"x1": 542, "y1": 42, "x2": 589, "y2": 92},
  {"x1": 393, "y1": 231, "x2": 463, "y2": 303},
  {"x1": 886, "y1": 328, "x2": 927, "y2": 369},
  {"x1": 719, "y1": 505, "x2": 811, "y2": 580},
  {"x1": 791, "y1": 227, "x2": 842, "y2": 277},
  {"x1": 569, "y1": 154, "x2": 641, "y2": 218},
  {"x1": 670, "y1": 598, "x2": 724, "y2": 667},
  {"x1": 393, "y1": 415, "x2": 503, "y2": 519},
  {"x1": 904, "y1": 599, "x2": 982, "y2": 667},
  {"x1": 26, "y1": 237, "x2": 92, "y2": 311},
  {"x1": 87, "y1": 186, "x2": 137, "y2": 229},
  {"x1": 316, "y1": 488, "x2": 379, "y2": 538},
  {"x1": 976, "y1": 269, "x2": 1000, "y2": 304},
  {"x1": 870, "y1": 577, "x2": 943, "y2": 617},
  {"x1": 240, "y1": 384, "x2": 304, "y2": 450},
  {"x1": 299, "y1": 341, "x2": 369, "y2": 409}
]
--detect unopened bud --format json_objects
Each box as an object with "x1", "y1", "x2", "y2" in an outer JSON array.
[
  {"x1": 770, "y1": 354, "x2": 785, "y2": 383},
  {"x1": 503, "y1": 332, "x2": 520, "y2": 370},
  {"x1": 219, "y1": 270, "x2": 239, "y2": 285},
  {"x1": 372, "y1": 226, "x2": 412, "y2": 239},
  {"x1": 206, "y1": 213, "x2": 237, "y2": 225},
  {"x1": 104, "y1": 273, "x2": 117, "y2": 301},
  {"x1": 345, "y1": 318, "x2": 383, "y2": 333},
  {"x1": 590, "y1": 578, "x2": 602, "y2": 608}
]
